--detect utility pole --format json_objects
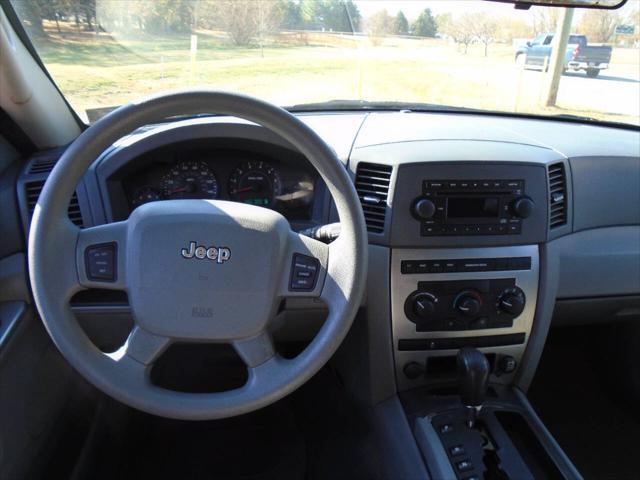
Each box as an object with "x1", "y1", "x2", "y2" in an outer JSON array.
[{"x1": 544, "y1": 8, "x2": 575, "y2": 107}]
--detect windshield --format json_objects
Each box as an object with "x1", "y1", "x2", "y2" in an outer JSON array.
[{"x1": 10, "y1": 0, "x2": 640, "y2": 126}]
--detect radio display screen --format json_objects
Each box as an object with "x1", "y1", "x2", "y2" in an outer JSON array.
[{"x1": 447, "y1": 197, "x2": 499, "y2": 218}]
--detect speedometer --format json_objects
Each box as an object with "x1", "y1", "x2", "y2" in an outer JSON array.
[
  {"x1": 228, "y1": 161, "x2": 281, "y2": 208},
  {"x1": 161, "y1": 161, "x2": 218, "y2": 199}
]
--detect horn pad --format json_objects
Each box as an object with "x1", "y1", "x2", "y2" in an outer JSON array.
[{"x1": 126, "y1": 200, "x2": 290, "y2": 340}]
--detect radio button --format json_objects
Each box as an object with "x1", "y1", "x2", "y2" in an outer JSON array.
[
  {"x1": 508, "y1": 224, "x2": 521, "y2": 234},
  {"x1": 401, "y1": 261, "x2": 417, "y2": 274},
  {"x1": 417, "y1": 261, "x2": 430, "y2": 273},
  {"x1": 444, "y1": 261, "x2": 458, "y2": 272},
  {"x1": 429, "y1": 262, "x2": 444, "y2": 273},
  {"x1": 506, "y1": 180, "x2": 524, "y2": 189},
  {"x1": 428, "y1": 181, "x2": 444, "y2": 188}
]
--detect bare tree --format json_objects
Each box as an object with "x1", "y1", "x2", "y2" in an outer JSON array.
[
  {"x1": 578, "y1": 9, "x2": 620, "y2": 43},
  {"x1": 255, "y1": 1, "x2": 284, "y2": 56},
  {"x1": 471, "y1": 13, "x2": 498, "y2": 56},
  {"x1": 211, "y1": 0, "x2": 282, "y2": 47},
  {"x1": 441, "y1": 14, "x2": 475, "y2": 54},
  {"x1": 532, "y1": 7, "x2": 561, "y2": 34}
]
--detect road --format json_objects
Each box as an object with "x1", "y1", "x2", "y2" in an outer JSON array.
[{"x1": 557, "y1": 67, "x2": 640, "y2": 119}]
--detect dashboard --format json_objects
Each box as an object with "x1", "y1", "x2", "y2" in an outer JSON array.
[{"x1": 15, "y1": 110, "x2": 640, "y2": 399}]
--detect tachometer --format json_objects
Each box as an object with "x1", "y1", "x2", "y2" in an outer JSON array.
[
  {"x1": 162, "y1": 161, "x2": 219, "y2": 199},
  {"x1": 228, "y1": 161, "x2": 281, "y2": 208}
]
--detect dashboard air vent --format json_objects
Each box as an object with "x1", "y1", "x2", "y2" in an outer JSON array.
[
  {"x1": 28, "y1": 155, "x2": 58, "y2": 174},
  {"x1": 355, "y1": 162, "x2": 392, "y2": 233},
  {"x1": 548, "y1": 162, "x2": 567, "y2": 229},
  {"x1": 25, "y1": 180, "x2": 84, "y2": 227}
]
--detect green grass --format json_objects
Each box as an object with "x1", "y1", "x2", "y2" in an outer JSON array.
[{"x1": 32, "y1": 24, "x2": 640, "y2": 125}]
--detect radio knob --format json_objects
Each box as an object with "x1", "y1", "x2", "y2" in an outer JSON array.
[
  {"x1": 511, "y1": 196, "x2": 534, "y2": 219},
  {"x1": 497, "y1": 287, "x2": 526, "y2": 317},
  {"x1": 412, "y1": 198, "x2": 436, "y2": 220},
  {"x1": 453, "y1": 290, "x2": 482, "y2": 317}
]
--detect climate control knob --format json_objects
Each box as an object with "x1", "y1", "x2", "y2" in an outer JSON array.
[
  {"x1": 511, "y1": 196, "x2": 534, "y2": 219},
  {"x1": 413, "y1": 293, "x2": 437, "y2": 320},
  {"x1": 453, "y1": 290, "x2": 483, "y2": 317},
  {"x1": 412, "y1": 198, "x2": 436, "y2": 220},
  {"x1": 497, "y1": 287, "x2": 526, "y2": 317}
]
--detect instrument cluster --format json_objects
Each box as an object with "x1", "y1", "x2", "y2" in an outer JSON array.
[{"x1": 123, "y1": 152, "x2": 316, "y2": 221}]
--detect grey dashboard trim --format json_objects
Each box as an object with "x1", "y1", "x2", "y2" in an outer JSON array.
[
  {"x1": 0, "y1": 253, "x2": 30, "y2": 303},
  {"x1": 570, "y1": 155, "x2": 640, "y2": 232},
  {"x1": 513, "y1": 388, "x2": 583, "y2": 480},
  {"x1": 372, "y1": 395, "x2": 430, "y2": 480},
  {"x1": 0, "y1": 301, "x2": 27, "y2": 358},
  {"x1": 351, "y1": 111, "x2": 639, "y2": 160},
  {"x1": 555, "y1": 226, "x2": 640, "y2": 299},
  {"x1": 516, "y1": 243, "x2": 558, "y2": 391}
]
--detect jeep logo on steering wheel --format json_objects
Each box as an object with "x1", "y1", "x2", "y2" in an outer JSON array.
[{"x1": 181, "y1": 241, "x2": 231, "y2": 264}]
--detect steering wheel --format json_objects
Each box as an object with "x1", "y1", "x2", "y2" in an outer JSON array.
[{"x1": 28, "y1": 92, "x2": 367, "y2": 420}]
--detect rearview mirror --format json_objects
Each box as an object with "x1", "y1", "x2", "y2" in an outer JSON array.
[{"x1": 487, "y1": 0, "x2": 626, "y2": 9}]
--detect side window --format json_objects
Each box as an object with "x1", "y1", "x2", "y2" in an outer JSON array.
[
  {"x1": 531, "y1": 34, "x2": 545, "y2": 46},
  {"x1": 543, "y1": 35, "x2": 553, "y2": 45}
]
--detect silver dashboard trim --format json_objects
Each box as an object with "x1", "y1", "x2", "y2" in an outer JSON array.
[{"x1": 391, "y1": 245, "x2": 539, "y2": 391}]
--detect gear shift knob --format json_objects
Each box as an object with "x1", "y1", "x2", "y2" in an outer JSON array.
[{"x1": 457, "y1": 348, "x2": 490, "y2": 426}]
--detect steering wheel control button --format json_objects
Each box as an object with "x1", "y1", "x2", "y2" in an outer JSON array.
[
  {"x1": 498, "y1": 355, "x2": 518, "y2": 374},
  {"x1": 450, "y1": 445, "x2": 466, "y2": 457},
  {"x1": 439, "y1": 424, "x2": 454, "y2": 434},
  {"x1": 290, "y1": 254, "x2": 320, "y2": 291},
  {"x1": 456, "y1": 460, "x2": 474, "y2": 473},
  {"x1": 85, "y1": 243, "x2": 117, "y2": 281}
]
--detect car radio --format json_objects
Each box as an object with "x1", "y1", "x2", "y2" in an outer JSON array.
[{"x1": 410, "y1": 179, "x2": 534, "y2": 236}]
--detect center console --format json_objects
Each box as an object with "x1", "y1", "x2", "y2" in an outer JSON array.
[
  {"x1": 388, "y1": 161, "x2": 547, "y2": 392},
  {"x1": 372, "y1": 159, "x2": 581, "y2": 479}
]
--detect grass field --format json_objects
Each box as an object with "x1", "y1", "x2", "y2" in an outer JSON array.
[{"x1": 33, "y1": 22, "x2": 640, "y2": 125}]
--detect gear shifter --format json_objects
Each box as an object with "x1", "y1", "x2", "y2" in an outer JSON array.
[{"x1": 457, "y1": 347, "x2": 490, "y2": 428}]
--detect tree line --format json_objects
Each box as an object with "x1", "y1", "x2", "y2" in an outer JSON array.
[{"x1": 14, "y1": 0, "x2": 638, "y2": 49}]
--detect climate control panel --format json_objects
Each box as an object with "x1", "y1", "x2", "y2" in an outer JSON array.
[
  {"x1": 404, "y1": 279, "x2": 525, "y2": 332},
  {"x1": 391, "y1": 245, "x2": 539, "y2": 392}
]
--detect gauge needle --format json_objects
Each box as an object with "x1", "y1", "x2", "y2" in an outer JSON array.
[
  {"x1": 169, "y1": 187, "x2": 189, "y2": 194},
  {"x1": 232, "y1": 186, "x2": 255, "y2": 194}
]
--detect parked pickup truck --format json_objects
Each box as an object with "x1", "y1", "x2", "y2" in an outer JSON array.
[{"x1": 515, "y1": 33, "x2": 612, "y2": 77}]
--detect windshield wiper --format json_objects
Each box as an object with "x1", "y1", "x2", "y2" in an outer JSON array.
[{"x1": 286, "y1": 99, "x2": 480, "y2": 114}]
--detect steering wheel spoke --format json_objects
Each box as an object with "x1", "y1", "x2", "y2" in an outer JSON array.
[
  {"x1": 76, "y1": 221, "x2": 128, "y2": 290},
  {"x1": 112, "y1": 326, "x2": 171, "y2": 366},
  {"x1": 232, "y1": 330, "x2": 276, "y2": 368}
]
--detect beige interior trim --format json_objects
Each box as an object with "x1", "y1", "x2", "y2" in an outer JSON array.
[{"x1": 0, "y1": 8, "x2": 81, "y2": 148}]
